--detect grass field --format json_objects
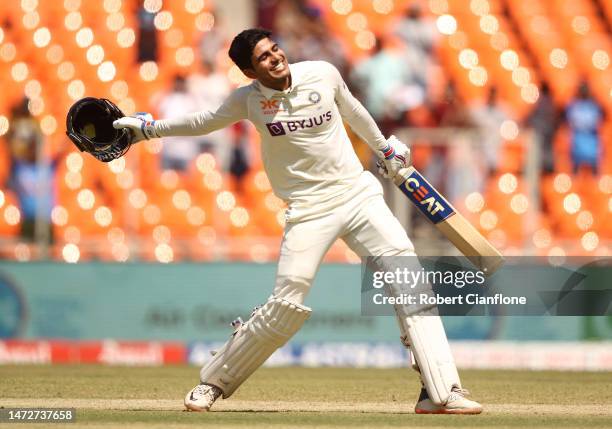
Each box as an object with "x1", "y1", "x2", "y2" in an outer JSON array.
[{"x1": 1, "y1": 365, "x2": 611, "y2": 428}]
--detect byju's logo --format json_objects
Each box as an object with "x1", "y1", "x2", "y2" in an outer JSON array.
[
  {"x1": 266, "y1": 111, "x2": 333, "y2": 136},
  {"x1": 266, "y1": 122, "x2": 286, "y2": 136}
]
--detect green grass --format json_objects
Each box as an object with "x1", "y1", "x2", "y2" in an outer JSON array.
[{"x1": 1, "y1": 365, "x2": 611, "y2": 428}]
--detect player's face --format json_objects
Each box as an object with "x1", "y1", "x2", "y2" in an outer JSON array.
[{"x1": 247, "y1": 38, "x2": 290, "y2": 90}]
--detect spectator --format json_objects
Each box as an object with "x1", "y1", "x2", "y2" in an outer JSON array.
[
  {"x1": 6, "y1": 99, "x2": 57, "y2": 243},
  {"x1": 271, "y1": 0, "x2": 303, "y2": 51},
  {"x1": 188, "y1": 61, "x2": 232, "y2": 168},
  {"x1": 351, "y1": 37, "x2": 412, "y2": 128},
  {"x1": 256, "y1": 0, "x2": 281, "y2": 30},
  {"x1": 525, "y1": 82, "x2": 558, "y2": 174},
  {"x1": 470, "y1": 86, "x2": 508, "y2": 175},
  {"x1": 136, "y1": 5, "x2": 158, "y2": 62},
  {"x1": 394, "y1": 3, "x2": 438, "y2": 100},
  {"x1": 197, "y1": 12, "x2": 226, "y2": 66},
  {"x1": 156, "y1": 75, "x2": 201, "y2": 172},
  {"x1": 432, "y1": 82, "x2": 482, "y2": 202},
  {"x1": 295, "y1": 7, "x2": 347, "y2": 74},
  {"x1": 395, "y1": 3, "x2": 436, "y2": 57},
  {"x1": 274, "y1": 1, "x2": 347, "y2": 74},
  {"x1": 433, "y1": 81, "x2": 474, "y2": 128},
  {"x1": 565, "y1": 81, "x2": 603, "y2": 174},
  {"x1": 228, "y1": 122, "x2": 251, "y2": 193}
]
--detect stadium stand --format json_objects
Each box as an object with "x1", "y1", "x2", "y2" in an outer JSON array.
[{"x1": 0, "y1": 0, "x2": 609, "y2": 262}]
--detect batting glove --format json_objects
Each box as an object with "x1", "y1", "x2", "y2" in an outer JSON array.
[
  {"x1": 377, "y1": 135, "x2": 410, "y2": 178},
  {"x1": 112, "y1": 112, "x2": 158, "y2": 144}
]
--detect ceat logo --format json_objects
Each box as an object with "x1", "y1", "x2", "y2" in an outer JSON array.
[
  {"x1": 398, "y1": 170, "x2": 455, "y2": 224},
  {"x1": 404, "y1": 177, "x2": 445, "y2": 216}
]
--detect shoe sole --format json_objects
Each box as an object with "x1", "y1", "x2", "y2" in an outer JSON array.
[
  {"x1": 184, "y1": 403, "x2": 211, "y2": 412},
  {"x1": 415, "y1": 407, "x2": 483, "y2": 415}
]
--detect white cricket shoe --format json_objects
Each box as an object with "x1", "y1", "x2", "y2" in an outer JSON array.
[
  {"x1": 415, "y1": 386, "x2": 483, "y2": 414},
  {"x1": 184, "y1": 383, "x2": 222, "y2": 412}
]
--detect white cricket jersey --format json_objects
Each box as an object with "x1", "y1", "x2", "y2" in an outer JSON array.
[{"x1": 155, "y1": 61, "x2": 388, "y2": 222}]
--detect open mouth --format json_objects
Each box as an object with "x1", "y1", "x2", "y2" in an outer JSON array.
[{"x1": 271, "y1": 61, "x2": 286, "y2": 72}]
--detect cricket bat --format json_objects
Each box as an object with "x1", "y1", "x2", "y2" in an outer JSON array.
[{"x1": 393, "y1": 167, "x2": 505, "y2": 275}]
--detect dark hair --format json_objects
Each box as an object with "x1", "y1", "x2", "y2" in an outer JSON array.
[{"x1": 228, "y1": 28, "x2": 272, "y2": 71}]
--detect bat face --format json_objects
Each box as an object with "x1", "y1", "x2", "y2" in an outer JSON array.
[
  {"x1": 393, "y1": 167, "x2": 505, "y2": 275},
  {"x1": 396, "y1": 168, "x2": 455, "y2": 224}
]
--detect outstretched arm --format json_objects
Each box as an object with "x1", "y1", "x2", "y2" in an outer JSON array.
[{"x1": 113, "y1": 87, "x2": 249, "y2": 142}]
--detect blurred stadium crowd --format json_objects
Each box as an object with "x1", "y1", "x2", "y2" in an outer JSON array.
[{"x1": 0, "y1": 0, "x2": 610, "y2": 263}]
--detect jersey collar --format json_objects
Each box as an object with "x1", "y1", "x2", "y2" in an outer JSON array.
[{"x1": 256, "y1": 63, "x2": 301, "y2": 99}]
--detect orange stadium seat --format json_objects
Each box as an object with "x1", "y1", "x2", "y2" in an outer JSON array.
[
  {"x1": 552, "y1": 126, "x2": 572, "y2": 173},
  {"x1": 1, "y1": 0, "x2": 610, "y2": 259},
  {"x1": 0, "y1": 137, "x2": 12, "y2": 186},
  {"x1": 0, "y1": 189, "x2": 22, "y2": 237}
]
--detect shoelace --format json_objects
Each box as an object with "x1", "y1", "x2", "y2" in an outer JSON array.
[
  {"x1": 192, "y1": 384, "x2": 220, "y2": 401},
  {"x1": 451, "y1": 387, "x2": 471, "y2": 397},
  {"x1": 446, "y1": 386, "x2": 472, "y2": 403}
]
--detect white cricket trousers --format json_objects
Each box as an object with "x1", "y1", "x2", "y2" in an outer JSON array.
[
  {"x1": 273, "y1": 172, "x2": 415, "y2": 303},
  {"x1": 270, "y1": 172, "x2": 463, "y2": 403}
]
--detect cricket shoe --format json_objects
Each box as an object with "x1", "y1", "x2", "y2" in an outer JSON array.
[
  {"x1": 415, "y1": 386, "x2": 483, "y2": 414},
  {"x1": 184, "y1": 383, "x2": 222, "y2": 411}
]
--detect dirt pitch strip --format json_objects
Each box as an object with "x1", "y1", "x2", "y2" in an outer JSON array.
[{"x1": 1, "y1": 365, "x2": 611, "y2": 428}]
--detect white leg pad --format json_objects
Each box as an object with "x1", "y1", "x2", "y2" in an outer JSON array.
[
  {"x1": 398, "y1": 314, "x2": 461, "y2": 405},
  {"x1": 395, "y1": 313, "x2": 420, "y2": 371},
  {"x1": 199, "y1": 296, "x2": 311, "y2": 398}
]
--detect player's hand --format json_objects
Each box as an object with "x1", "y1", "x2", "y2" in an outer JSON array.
[
  {"x1": 377, "y1": 135, "x2": 410, "y2": 178},
  {"x1": 112, "y1": 112, "x2": 158, "y2": 144}
]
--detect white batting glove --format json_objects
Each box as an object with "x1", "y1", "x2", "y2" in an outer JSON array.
[
  {"x1": 377, "y1": 135, "x2": 410, "y2": 178},
  {"x1": 112, "y1": 112, "x2": 158, "y2": 144}
]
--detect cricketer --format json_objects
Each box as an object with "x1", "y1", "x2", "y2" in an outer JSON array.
[{"x1": 113, "y1": 28, "x2": 482, "y2": 415}]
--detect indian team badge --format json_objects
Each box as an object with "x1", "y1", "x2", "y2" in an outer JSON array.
[{"x1": 308, "y1": 91, "x2": 321, "y2": 104}]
